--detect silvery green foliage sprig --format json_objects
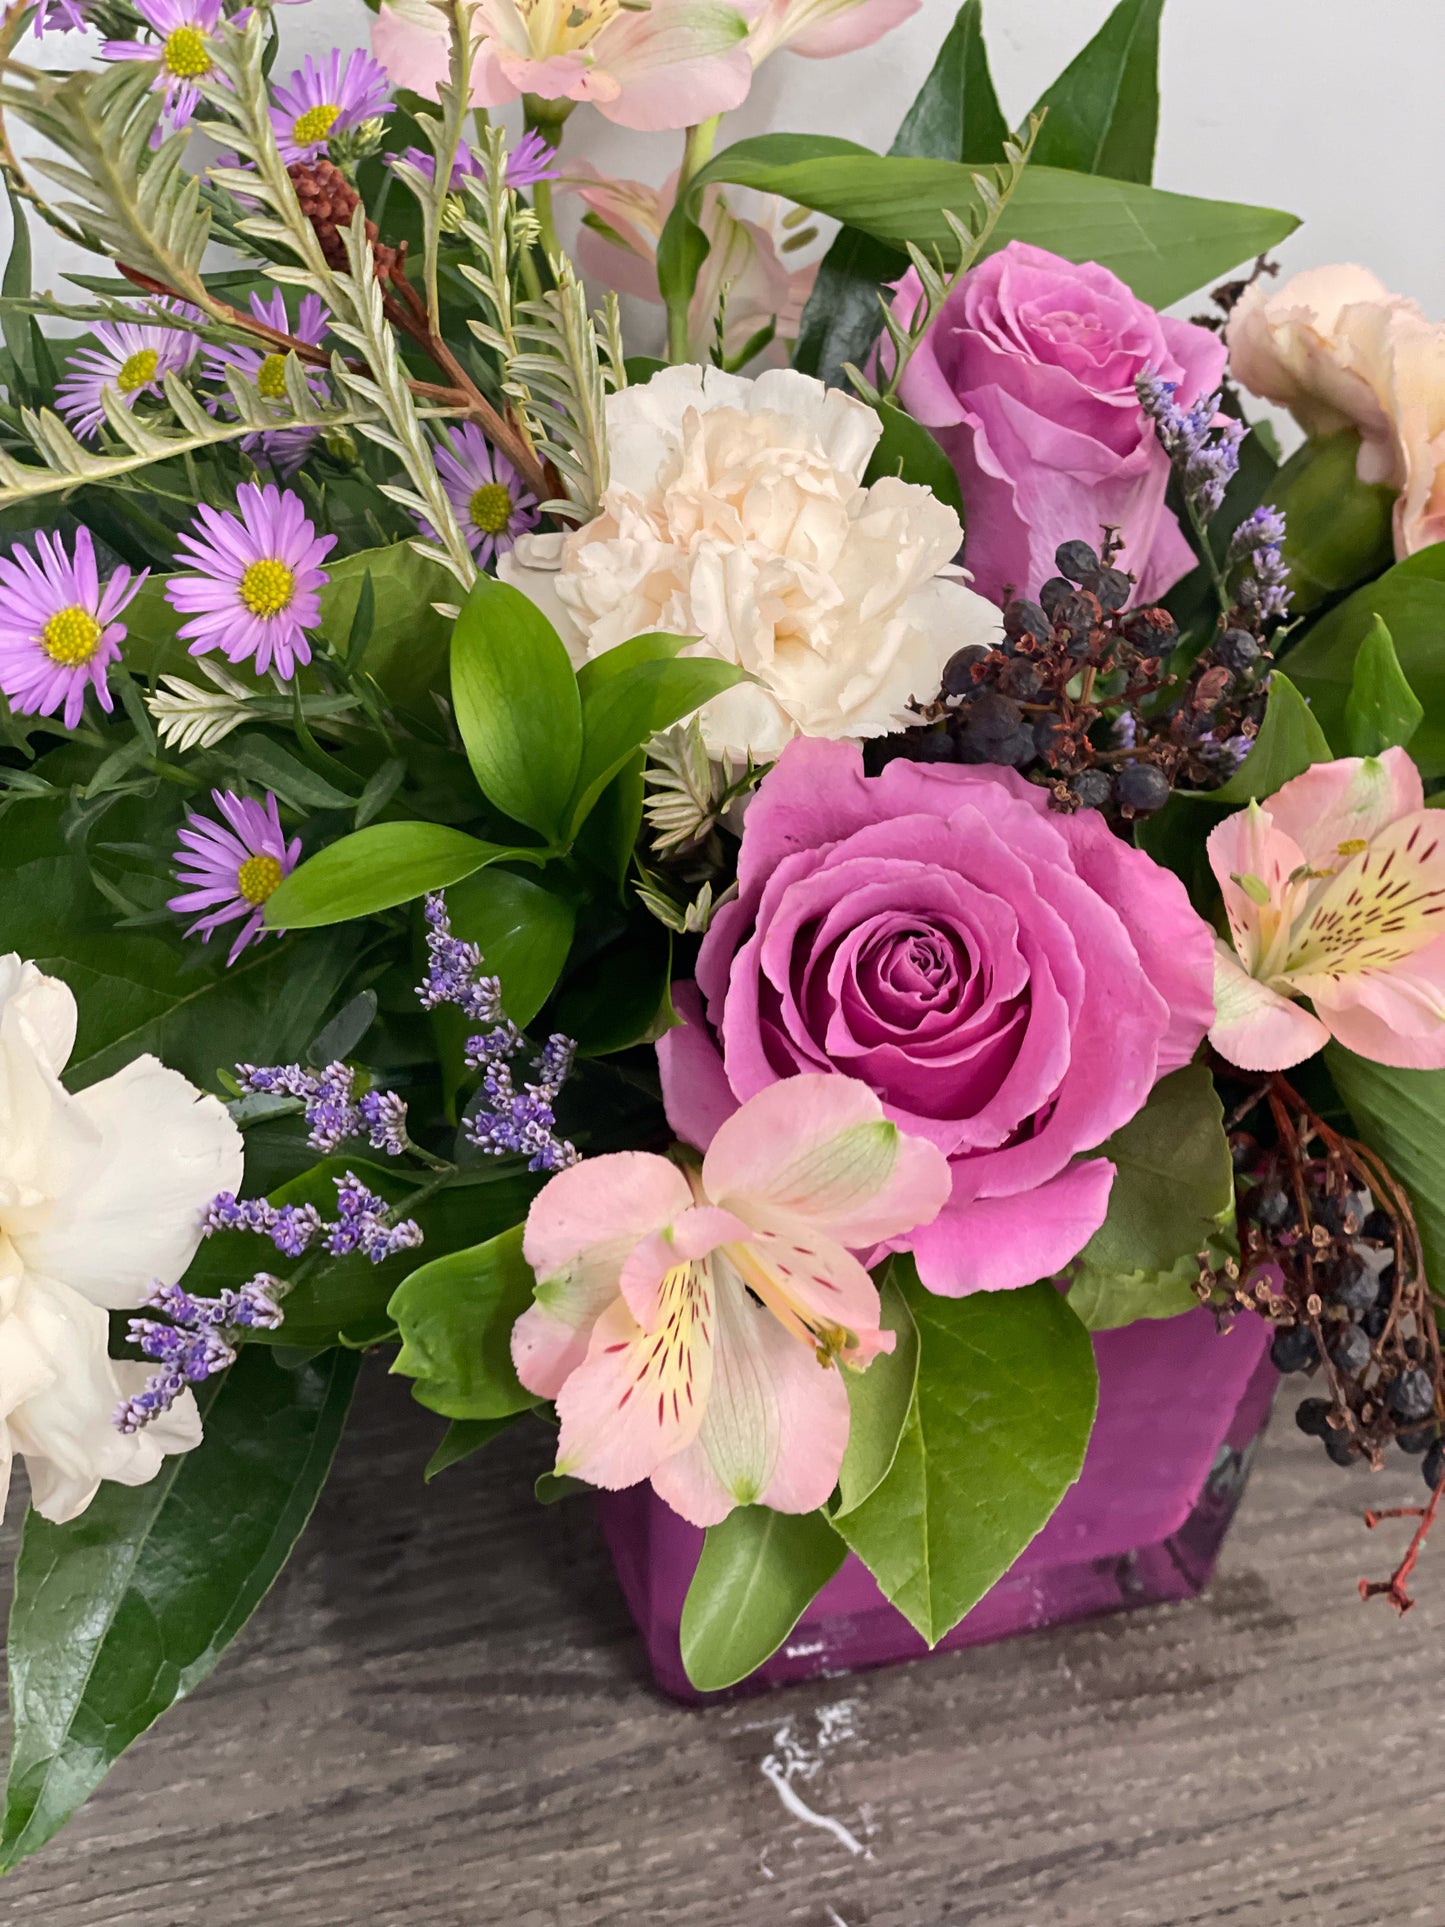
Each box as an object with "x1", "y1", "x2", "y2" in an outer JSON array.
[
  {"x1": 455, "y1": 125, "x2": 545, "y2": 441},
  {"x1": 386, "y1": 0, "x2": 476, "y2": 332}
]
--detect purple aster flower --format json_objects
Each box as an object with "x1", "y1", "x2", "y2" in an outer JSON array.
[
  {"x1": 269, "y1": 48, "x2": 393, "y2": 164},
  {"x1": 0, "y1": 527, "x2": 144, "y2": 729},
  {"x1": 33, "y1": 0, "x2": 94, "y2": 34},
  {"x1": 115, "y1": 1274, "x2": 285, "y2": 1433},
  {"x1": 103, "y1": 0, "x2": 224, "y2": 138},
  {"x1": 418, "y1": 424, "x2": 539, "y2": 566},
  {"x1": 387, "y1": 128, "x2": 560, "y2": 193},
  {"x1": 55, "y1": 305, "x2": 199, "y2": 444},
  {"x1": 168, "y1": 787, "x2": 301, "y2": 965},
  {"x1": 203, "y1": 289, "x2": 331, "y2": 478},
  {"x1": 165, "y1": 481, "x2": 336, "y2": 679}
]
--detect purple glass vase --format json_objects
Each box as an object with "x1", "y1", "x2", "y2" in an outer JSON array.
[{"x1": 595, "y1": 1308, "x2": 1277, "y2": 1701}]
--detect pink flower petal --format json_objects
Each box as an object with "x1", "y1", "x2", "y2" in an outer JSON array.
[
  {"x1": 1264, "y1": 748, "x2": 1423, "y2": 876},
  {"x1": 1208, "y1": 942, "x2": 1330, "y2": 1072},
  {"x1": 909, "y1": 1158, "x2": 1118, "y2": 1296}
]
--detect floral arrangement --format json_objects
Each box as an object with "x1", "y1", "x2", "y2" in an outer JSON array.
[{"x1": 0, "y1": 0, "x2": 1443, "y2": 1865}]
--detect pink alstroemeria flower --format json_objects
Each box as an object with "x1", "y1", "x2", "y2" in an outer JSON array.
[
  {"x1": 371, "y1": 0, "x2": 753, "y2": 132},
  {"x1": 742, "y1": 0, "x2": 919, "y2": 65},
  {"x1": 511, "y1": 1075, "x2": 951, "y2": 1526},
  {"x1": 1209, "y1": 748, "x2": 1445, "y2": 1071}
]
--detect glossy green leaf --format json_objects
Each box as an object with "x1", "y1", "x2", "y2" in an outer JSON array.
[
  {"x1": 441, "y1": 868, "x2": 576, "y2": 1029},
  {"x1": 1274, "y1": 430, "x2": 1395, "y2": 616},
  {"x1": 1280, "y1": 543, "x2": 1445, "y2": 774},
  {"x1": 832, "y1": 1277, "x2": 1097, "y2": 1645},
  {"x1": 567, "y1": 637, "x2": 746, "y2": 838},
  {"x1": 1029, "y1": 0, "x2": 1164, "y2": 184},
  {"x1": 861, "y1": 401, "x2": 966, "y2": 523},
  {"x1": 680, "y1": 1507, "x2": 847, "y2": 1693},
  {"x1": 552, "y1": 913, "x2": 673, "y2": 1057},
  {"x1": 0, "y1": 1347, "x2": 358, "y2": 1871},
  {"x1": 225, "y1": 732, "x2": 356, "y2": 812},
  {"x1": 388, "y1": 1224, "x2": 540, "y2": 1420},
  {"x1": 265, "y1": 822, "x2": 539, "y2": 929},
  {"x1": 1343, "y1": 615, "x2": 1424, "y2": 757},
  {"x1": 450, "y1": 575, "x2": 583, "y2": 838},
  {"x1": 1207, "y1": 673, "x2": 1332, "y2": 804},
  {"x1": 793, "y1": 0, "x2": 1006, "y2": 383},
  {"x1": 1068, "y1": 1066, "x2": 1234, "y2": 1330},
  {"x1": 306, "y1": 988, "x2": 378, "y2": 1066},
  {"x1": 834, "y1": 1259, "x2": 920, "y2": 1518},
  {"x1": 573, "y1": 754, "x2": 646, "y2": 892},
  {"x1": 1327, "y1": 1045, "x2": 1445, "y2": 1289},
  {"x1": 424, "y1": 1415, "x2": 517, "y2": 1481},
  {"x1": 663, "y1": 136, "x2": 1297, "y2": 322}
]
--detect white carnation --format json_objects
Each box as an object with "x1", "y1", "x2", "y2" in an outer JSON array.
[
  {"x1": 499, "y1": 365, "x2": 1000, "y2": 760},
  {"x1": 0, "y1": 956, "x2": 243, "y2": 1522}
]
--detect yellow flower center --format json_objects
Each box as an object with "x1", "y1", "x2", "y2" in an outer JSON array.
[
  {"x1": 162, "y1": 25, "x2": 211, "y2": 78},
  {"x1": 117, "y1": 348, "x2": 160, "y2": 394},
  {"x1": 517, "y1": 0, "x2": 619, "y2": 56},
  {"x1": 236, "y1": 853, "x2": 284, "y2": 905},
  {"x1": 40, "y1": 605, "x2": 102, "y2": 666},
  {"x1": 469, "y1": 481, "x2": 514, "y2": 536},
  {"x1": 238, "y1": 558, "x2": 296, "y2": 619},
  {"x1": 291, "y1": 102, "x2": 341, "y2": 147},
  {"x1": 256, "y1": 352, "x2": 290, "y2": 401}
]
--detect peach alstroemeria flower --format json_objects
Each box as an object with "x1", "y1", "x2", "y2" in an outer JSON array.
[
  {"x1": 1208, "y1": 748, "x2": 1445, "y2": 1072},
  {"x1": 511, "y1": 1074, "x2": 951, "y2": 1526},
  {"x1": 371, "y1": 0, "x2": 754, "y2": 132}
]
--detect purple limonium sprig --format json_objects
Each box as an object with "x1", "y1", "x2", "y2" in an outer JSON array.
[
  {"x1": 204, "y1": 1192, "x2": 326, "y2": 1256},
  {"x1": 56, "y1": 303, "x2": 199, "y2": 443},
  {"x1": 165, "y1": 481, "x2": 335, "y2": 679},
  {"x1": 169, "y1": 788, "x2": 300, "y2": 965},
  {"x1": 386, "y1": 127, "x2": 561, "y2": 193},
  {"x1": 103, "y1": 0, "x2": 224, "y2": 139},
  {"x1": 235, "y1": 1060, "x2": 410, "y2": 1156},
  {"x1": 417, "y1": 891, "x2": 508, "y2": 1023},
  {"x1": 0, "y1": 527, "x2": 144, "y2": 728},
  {"x1": 324, "y1": 1172, "x2": 425, "y2": 1262},
  {"x1": 269, "y1": 48, "x2": 393, "y2": 162},
  {"x1": 416, "y1": 423, "x2": 540, "y2": 567},
  {"x1": 203, "y1": 290, "x2": 331, "y2": 477},
  {"x1": 466, "y1": 1032, "x2": 579, "y2": 1174},
  {"x1": 1227, "y1": 504, "x2": 1293, "y2": 622},
  {"x1": 1136, "y1": 371, "x2": 1246, "y2": 521},
  {"x1": 114, "y1": 1275, "x2": 285, "y2": 1433}
]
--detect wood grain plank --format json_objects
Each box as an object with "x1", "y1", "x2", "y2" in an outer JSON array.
[{"x1": 2, "y1": 1362, "x2": 1441, "y2": 1927}]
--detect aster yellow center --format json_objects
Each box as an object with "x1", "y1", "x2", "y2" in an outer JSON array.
[
  {"x1": 117, "y1": 348, "x2": 160, "y2": 394},
  {"x1": 256, "y1": 352, "x2": 290, "y2": 401},
  {"x1": 239, "y1": 558, "x2": 296, "y2": 619},
  {"x1": 162, "y1": 25, "x2": 211, "y2": 78},
  {"x1": 469, "y1": 482, "x2": 513, "y2": 536},
  {"x1": 291, "y1": 102, "x2": 341, "y2": 146},
  {"x1": 236, "y1": 853, "x2": 283, "y2": 905},
  {"x1": 39, "y1": 605, "x2": 102, "y2": 667}
]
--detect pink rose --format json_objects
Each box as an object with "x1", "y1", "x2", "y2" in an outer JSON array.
[
  {"x1": 659, "y1": 739, "x2": 1216, "y2": 1296},
  {"x1": 892, "y1": 240, "x2": 1227, "y2": 604}
]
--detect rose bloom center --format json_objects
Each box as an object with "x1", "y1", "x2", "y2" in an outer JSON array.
[
  {"x1": 117, "y1": 348, "x2": 160, "y2": 395},
  {"x1": 236, "y1": 853, "x2": 284, "y2": 905},
  {"x1": 256, "y1": 352, "x2": 291, "y2": 401},
  {"x1": 39, "y1": 605, "x2": 102, "y2": 667},
  {"x1": 239, "y1": 558, "x2": 297, "y2": 619},
  {"x1": 162, "y1": 25, "x2": 211, "y2": 77},
  {"x1": 291, "y1": 102, "x2": 341, "y2": 146},
  {"x1": 469, "y1": 481, "x2": 513, "y2": 535}
]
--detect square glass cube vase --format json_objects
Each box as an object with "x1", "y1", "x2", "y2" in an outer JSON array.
[{"x1": 595, "y1": 1307, "x2": 1276, "y2": 1701}]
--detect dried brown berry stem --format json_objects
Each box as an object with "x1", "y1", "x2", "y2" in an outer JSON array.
[{"x1": 1360, "y1": 1477, "x2": 1445, "y2": 1614}]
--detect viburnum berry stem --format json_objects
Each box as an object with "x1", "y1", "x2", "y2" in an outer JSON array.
[{"x1": 1360, "y1": 1475, "x2": 1445, "y2": 1614}]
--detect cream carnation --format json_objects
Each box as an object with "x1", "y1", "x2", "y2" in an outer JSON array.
[
  {"x1": 0, "y1": 956, "x2": 243, "y2": 1522},
  {"x1": 1227, "y1": 266, "x2": 1445, "y2": 558},
  {"x1": 499, "y1": 365, "x2": 1000, "y2": 760}
]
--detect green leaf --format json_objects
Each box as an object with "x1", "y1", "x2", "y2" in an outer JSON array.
[
  {"x1": 1327, "y1": 1045, "x2": 1445, "y2": 1290},
  {"x1": 265, "y1": 822, "x2": 539, "y2": 929},
  {"x1": 2, "y1": 185, "x2": 34, "y2": 387},
  {"x1": 1208, "y1": 672, "x2": 1333, "y2": 804},
  {"x1": 440, "y1": 868, "x2": 576, "y2": 1029},
  {"x1": 861, "y1": 401, "x2": 966, "y2": 523},
  {"x1": 552, "y1": 912, "x2": 673, "y2": 1056},
  {"x1": 1280, "y1": 542, "x2": 1445, "y2": 775},
  {"x1": 793, "y1": 0, "x2": 1006, "y2": 384},
  {"x1": 225, "y1": 732, "x2": 356, "y2": 812},
  {"x1": 833, "y1": 1258, "x2": 920, "y2": 1518},
  {"x1": 450, "y1": 575, "x2": 583, "y2": 839},
  {"x1": 0, "y1": 1347, "x2": 357, "y2": 1870},
  {"x1": 1068, "y1": 1066, "x2": 1234, "y2": 1330},
  {"x1": 306, "y1": 987, "x2": 377, "y2": 1065},
  {"x1": 388, "y1": 1224, "x2": 540, "y2": 1420},
  {"x1": 1273, "y1": 430, "x2": 1395, "y2": 616},
  {"x1": 424, "y1": 1415, "x2": 516, "y2": 1481},
  {"x1": 680, "y1": 1507, "x2": 846, "y2": 1693},
  {"x1": 1342, "y1": 614, "x2": 1424, "y2": 757},
  {"x1": 1029, "y1": 0, "x2": 1164, "y2": 184},
  {"x1": 832, "y1": 1277, "x2": 1097, "y2": 1646},
  {"x1": 662, "y1": 136, "x2": 1297, "y2": 322},
  {"x1": 567, "y1": 635, "x2": 746, "y2": 838}
]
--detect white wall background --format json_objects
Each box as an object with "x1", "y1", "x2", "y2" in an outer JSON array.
[{"x1": 7, "y1": 0, "x2": 1445, "y2": 325}]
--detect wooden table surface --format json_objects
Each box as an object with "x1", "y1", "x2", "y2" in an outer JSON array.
[{"x1": 3, "y1": 1359, "x2": 1443, "y2": 1927}]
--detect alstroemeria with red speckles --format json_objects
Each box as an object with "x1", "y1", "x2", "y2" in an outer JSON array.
[
  {"x1": 511, "y1": 1074, "x2": 950, "y2": 1527},
  {"x1": 1209, "y1": 748, "x2": 1445, "y2": 1071}
]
